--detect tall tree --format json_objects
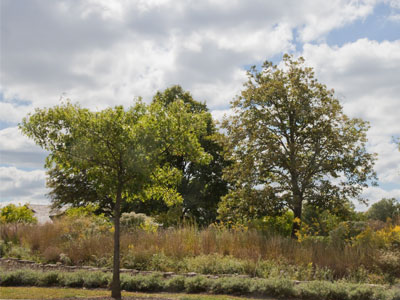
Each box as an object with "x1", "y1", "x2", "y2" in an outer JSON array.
[
  {"x1": 366, "y1": 198, "x2": 400, "y2": 222},
  {"x1": 131, "y1": 86, "x2": 229, "y2": 226},
  {"x1": 20, "y1": 100, "x2": 209, "y2": 299},
  {"x1": 219, "y1": 55, "x2": 377, "y2": 237}
]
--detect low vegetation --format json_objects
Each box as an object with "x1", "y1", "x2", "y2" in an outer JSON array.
[
  {"x1": 1, "y1": 268, "x2": 399, "y2": 300},
  {"x1": 1, "y1": 208, "x2": 400, "y2": 285}
]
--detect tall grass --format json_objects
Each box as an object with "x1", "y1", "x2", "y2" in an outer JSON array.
[{"x1": 1, "y1": 218, "x2": 388, "y2": 282}]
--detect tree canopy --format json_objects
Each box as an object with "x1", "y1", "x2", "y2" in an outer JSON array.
[
  {"x1": 44, "y1": 86, "x2": 228, "y2": 226},
  {"x1": 366, "y1": 198, "x2": 400, "y2": 222},
  {"x1": 218, "y1": 55, "x2": 377, "y2": 237},
  {"x1": 20, "y1": 100, "x2": 210, "y2": 299},
  {"x1": 0, "y1": 204, "x2": 37, "y2": 224},
  {"x1": 130, "y1": 86, "x2": 229, "y2": 226}
]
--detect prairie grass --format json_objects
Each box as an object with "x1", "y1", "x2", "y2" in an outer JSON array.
[{"x1": 0, "y1": 219, "x2": 398, "y2": 283}]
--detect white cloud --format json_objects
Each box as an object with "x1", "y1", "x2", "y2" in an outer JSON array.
[
  {"x1": 0, "y1": 0, "x2": 378, "y2": 111},
  {"x1": 301, "y1": 39, "x2": 400, "y2": 186},
  {"x1": 0, "y1": 127, "x2": 47, "y2": 169},
  {"x1": 357, "y1": 186, "x2": 400, "y2": 211},
  {"x1": 0, "y1": 0, "x2": 398, "y2": 208},
  {"x1": 0, "y1": 167, "x2": 49, "y2": 204}
]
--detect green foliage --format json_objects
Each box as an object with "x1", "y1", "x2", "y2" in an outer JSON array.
[
  {"x1": 249, "y1": 210, "x2": 294, "y2": 236},
  {"x1": 131, "y1": 85, "x2": 229, "y2": 226},
  {"x1": 82, "y1": 272, "x2": 111, "y2": 288},
  {"x1": 250, "y1": 278, "x2": 296, "y2": 298},
  {"x1": 165, "y1": 275, "x2": 186, "y2": 292},
  {"x1": 120, "y1": 274, "x2": 163, "y2": 292},
  {"x1": 184, "y1": 276, "x2": 211, "y2": 293},
  {"x1": 0, "y1": 269, "x2": 37, "y2": 286},
  {"x1": 37, "y1": 271, "x2": 60, "y2": 286},
  {"x1": 183, "y1": 254, "x2": 246, "y2": 275},
  {"x1": 219, "y1": 54, "x2": 377, "y2": 237},
  {"x1": 367, "y1": 198, "x2": 400, "y2": 222},
  {"x1": 0, "y1": 269, "x2": 399, "y2": 300},
  {"x1": 0, "y1": 204, "x2": 37, "y2": 224},
  {"x1": 210, "y1": 277, "x2": 251, "y2": 295},
  {"x1": 20, "y1": 98, "x2": 210, "y2": 297},
  {"x1": 120, "y1": 212, "x2": 159, "y2": 232},
  {"x1": 59, "y1": 271, "x2": 86, "y2": 287}
]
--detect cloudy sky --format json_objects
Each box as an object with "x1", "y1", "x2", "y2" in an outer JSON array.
[{"x1": 0, "y1": 0, "x2": 399, "y2": 210}]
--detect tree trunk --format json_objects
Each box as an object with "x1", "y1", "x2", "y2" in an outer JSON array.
[
  {"x1": 111, "y1": 186, "x2": 122, "y2": 299},
  {"x1": 291, "y1": 195, "x2": 302, "y2": 239}
]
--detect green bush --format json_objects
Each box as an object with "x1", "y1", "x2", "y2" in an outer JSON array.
[
  {"x1": 82, "y1": 271, "x2": 110, "y2": 288},
  {"x1": 59, "y1": 271, "x2": 85, "y2": 287},
  {"x1": 38, "y1": 271, "x2": 60, "y2": 286},
  {"x1": 298, "y1": 281, "x2": 348, "y2": 300},
  {"x1": 0, "y1": 204, "x2": 37, "y2": 224},
  {"x1": 0, "y1": 269, "x2": 37, "y2": 286},
  {"x1": 0, "y1": 269, "x2": 398, "y2": 300},
  {"x1": 121, "y1": 274, "x2": 163, "y2": 292},
  {"x1": 250, "y1": 278, "x2": 296, "y2": 298},
  {"x1": 184, "y1": 254, "x2": 246, "y2": 275},
  {"x1": 165, "y1": 275, "x2": 186, "y2": 292},
  {"x1": 210, "y1": 277, "x2": 251, "y2": 295},
  {"x1": 348, "y1": 285, "x2": 375, "y2": 300},
  {"x1": 184, "y1": 276, "x2": 211, "y2": 293}
]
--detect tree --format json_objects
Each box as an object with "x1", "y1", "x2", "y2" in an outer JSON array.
[
  {"x1": 45, "y1": 86, "x2": 228, "y2": 226},
  {"x1": 366, "y1": 198, "x2": 400, "y2": 222},
  {"x1": 131, "y1": 86, "x2": 229, "y2": 226},
  {"x1": 20, "y1": 100, "x2": 209, "y2": 299},
  {"x1": 0, "y1": 204, "x2": 37, "y2": 224},
  {"x1": 219, "y1": 55, "x2": 377, "y2": 237}
]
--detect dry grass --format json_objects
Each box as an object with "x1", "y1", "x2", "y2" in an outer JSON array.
[{"x1": 1, "y1": 218, "x2": 383, "y2": 280}]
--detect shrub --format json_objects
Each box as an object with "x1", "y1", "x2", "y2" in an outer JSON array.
[
  {"x1": 121, "y1": 274, "x2": 163, "y2": 292},
  {"x1": 0, "y1": 269, "x2": 37, "y2": 286},
  {"x1": 83, "y1": 272, "x2": 110, "y2": 288},
  {"x1": 210, "y1": 277, "x2": 251, "y2": 295},
  {"x1": 184, "y1": 276, "x2": 211, "y2": 293},
  {"x1": 183, "y1": 254, "x2": 246, "y2": 274},
  {"x1": 59, "y1": 271, "x2": 85, "y2": 287},
  {"x1": 42, "y1": 246, "x2": 62, "y2": 263},
  {"x1": 297, "y1": 281, "x2": 348, "y2": 300},
  {"x1": 348, "y1": 285, "x2": 375, "y2": 300},
  {"x1": 250, "y1": 278, "x2": 296, "y2": 298},
  {"x1": 165, "y1": 275, "x2": 186, "y2": 292},
  {"x1": 38, "y1": 271, "x2": 60, "y2": 286},
  {"x1": 0, "y1": 204, "x2": 37, "y2": 224},
  {"x1": 121, "y1": 212, "x2": 159, "y2": 232}
]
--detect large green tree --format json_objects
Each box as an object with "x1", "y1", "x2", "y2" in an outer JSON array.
[
  {"x1": 20, "y1": 100, "x2": 209, "y2": 299},
  {"x1": 366, "y1": 198, "x2": 400, "y2": 222},
  {"x1": 45, "y1": 86, "x2": 229, "y2": 226},
  {"x1": 219, "y1": 55, "x2": 377, "y2": 237},
  {"x1": 131, "y1": 86, "x2": 229, "y2": 226}
]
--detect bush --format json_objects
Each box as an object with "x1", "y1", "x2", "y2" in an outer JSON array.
[
  {"x1": 121, "y1": 274, "x2": 163, "y2": 292},
  {"x1": 297, "y1": 281, "x2": 348, "y2": 300},
  {"x1": 250, "y1": 278, "x2": 296, "y2": 298},
  {"x1": 82, "y1": 272, "x2": 110, "y2": 288},
  {"x1": 184, "y1": 276, "x2": 211, "y2": 293},
  {"x1": 0, "y1": 204, "x2": 37, "y2": 224},
  {"x1": 38, "y1": 271, "x2": 60, "y2": 286},
  {"x1": 210, "y1": 277, "x2": 251, "y2": 295},
  {"x1": 183, "y1": 254, "x2": 246, "y2": 275},
  {"x1": 348, "y1": 285, "x2": 375, "y2": 300},
  {"x1": 59, "y1": 271, "x2": 85, "y2": 287},
  {"x1": 0, "y1": 269, "x2": 37, "y2": 286},
  {"x1": 165, "y1": 275, "x2": 186, "y2": 292}
]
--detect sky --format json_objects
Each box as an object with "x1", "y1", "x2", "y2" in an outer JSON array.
[{"x1": 0, "y1": 0, "x2": 399, "y2": 210}]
